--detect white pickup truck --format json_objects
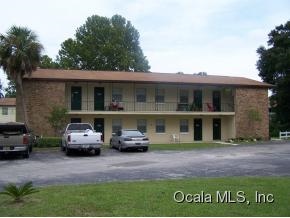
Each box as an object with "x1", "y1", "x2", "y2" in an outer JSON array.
[{"x1": 61, "y1": 123, "x2": 103, "y2": 156}]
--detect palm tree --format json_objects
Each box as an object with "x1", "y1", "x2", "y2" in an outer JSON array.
[{"x1": 0, "y1": 26, "x2": 43, "y2": 126}]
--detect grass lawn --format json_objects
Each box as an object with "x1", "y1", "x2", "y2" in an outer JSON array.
[
  {"x1": 149, "y1": 142, "x2": 231, "y2": 150},
  {"x1": 0, "y1": 177, "x2": 289, "y2": 216}
]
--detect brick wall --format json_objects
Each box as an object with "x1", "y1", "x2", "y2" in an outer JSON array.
[
  {"x1": 16, "y1": 80, "x2": 65, "y2": 136},
  {"x1": 235, "y1": 88, "x2": 269, "y2": 140}
]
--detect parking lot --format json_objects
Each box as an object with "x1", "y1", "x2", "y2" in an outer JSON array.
[{"x1": 1, "y1": 142, "x2": 290, "y2": 188}]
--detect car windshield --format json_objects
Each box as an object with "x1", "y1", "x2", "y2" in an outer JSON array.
[
  {"x1": 0, "y1": 124, "x2": 28, "y2": 135},
  {"x1": 123, "y1": 130, "x2": 144, "y2": 137},
  {"x1": 67, "y1": 124, "x2": 93, "y2": 131}
]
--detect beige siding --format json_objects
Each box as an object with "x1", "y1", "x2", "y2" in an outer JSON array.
[
  {"x1": 0, "y1": 106, "x2": 16, "y2": 122},
  {"x1": 65, "y1": 83, "x2": 234, "y2": 112},
  {"x1": 68, "y1": 114, "x2": 235, "y2": 144}
]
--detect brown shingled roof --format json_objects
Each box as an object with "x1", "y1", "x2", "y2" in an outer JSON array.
[
  {"x1": 24, "y1": 69, "x2": 273, "y2": 88},
  {"x1": 0, "y1": 98, "x2": 16, "y2": 106}
]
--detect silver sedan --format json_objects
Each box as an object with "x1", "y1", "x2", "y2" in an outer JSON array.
[{"x1": 110, "y1": 129, "x2": 149, "y2": 152}]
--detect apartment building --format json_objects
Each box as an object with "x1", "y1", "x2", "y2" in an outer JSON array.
[{"x1": 16, "y1": 69, "x2": 272, "y2": 143}]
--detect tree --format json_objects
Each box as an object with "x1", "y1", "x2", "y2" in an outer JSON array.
[
  {"x1": 46, "y1": 106, "x2": 68, "y2": 136},
  {"x1": 0, "y1": 26, "x2": 43, "y2": 126},
  {"x1": 257, "y1": 21, "x2": 290, "y2": 131},
  {"x1": 0, "y1": 80, "x2": 4, "y2": 98},
  {"x1": 39, "y1": 54, "x2": 59, "y2": 69},
  {"x1": 57, "y1": 14, "x2": 150, "y2": 72},
  {"x1": 4, "y1": 79, "x2": 16, "y2": 97}
]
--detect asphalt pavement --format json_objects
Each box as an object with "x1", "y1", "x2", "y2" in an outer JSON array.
[{"x1": 0, "y1": 142, "x2": 290, "y2": 188}]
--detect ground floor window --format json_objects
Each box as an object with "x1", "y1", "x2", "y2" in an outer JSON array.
[
  {"x1": 71, "y1": 118, "x2": 81, "y2": 123},
  {"x1": 156, "y1": 119, "x2": 165, "y2": 133},
  {"x1": 180, "y1": 119, "x2": 189, "y2": 133},
  {"x1": 137, "y1": 119, "x2": 147, "y2": 133},
  {"x1": 2, "y1": 107, "x2": 8, "y2": 115},
  {"x1": 112, "y1": 119, "x2": 122, "y2": 133}
]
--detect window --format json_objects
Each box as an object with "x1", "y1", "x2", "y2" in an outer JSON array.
[
  {"x1": 137, "y1": 119, "x2": 147, "y2": 133},
  {"x1": 179, "y1": 89, "x2": 188, "y2": 103},
  {"x1": 180, "y1": 119, "x2": 189, "y2": 133},
  {"x1": 112, "y1": 119, "x2": 122, "y2": 133},
  {"x1": 155, "y1": 88, "x2": 165, "y2": 103},
  {"x1": 71, "y1": 118, "x2": 81, "y2": 123},
  {"x1": 136, "y1": 88, "x2": 146, "y2": 102},
  {"x1": 2, "y1": 107, "x2": 8, "y2": 115},
  {"x1": 156, "y1": 119, "x2": 165, "y2": 133},
  {"x1": 112, "y1": 87, "x2": 123, "y2": 102}
]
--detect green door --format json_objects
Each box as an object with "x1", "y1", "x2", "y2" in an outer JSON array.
[
  {"x1": 94, "y1": 87, "x2": 104, "y2": 110},
  {"x1": 194, "y1": 90, "x2": 202, "y2": 111},
  {"x1": 212, "y1": 91, "x2": 221, "y2": 111},
  {"x1": 213, "y1": 118, "x2": 221, "y2": 140},
  {"x1": 71, "y1": 86, "x2": 82, "y2": 110},
  {"x1": 194, "y1": 119, "x2": 202, "y2": 141},
  {"x1": 94, "y1": 118, "x2": 104, "y2": 142}
]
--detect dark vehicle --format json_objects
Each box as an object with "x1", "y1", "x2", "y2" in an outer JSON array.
[
  {"x1": 110, "y1": 129, "x2": 149, "y2": 152},
  {"x1": 0, "y1": 122, "x2": 36, "y2": 158}
]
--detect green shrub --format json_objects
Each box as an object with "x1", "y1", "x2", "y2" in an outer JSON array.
[
  {"x1": 0, "y1": 181, "x2": 38, "y2": 202},
  {"x1": 36, "y1": 137, "x2": 61, "y2": 147}
]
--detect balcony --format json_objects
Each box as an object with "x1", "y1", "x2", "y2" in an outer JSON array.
[{"x1": 67, "y1": 100, "x2": 235, "y2": 115}]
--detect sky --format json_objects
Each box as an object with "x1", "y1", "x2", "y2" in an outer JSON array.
[{"x1": 0, "y1": 0, "x2": 290, "y2": 90}]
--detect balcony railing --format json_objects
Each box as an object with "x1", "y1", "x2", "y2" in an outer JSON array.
[{"x1": 67, "y1": 100, "x2": 234, "y2": 112}]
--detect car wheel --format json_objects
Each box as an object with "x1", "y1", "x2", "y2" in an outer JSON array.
[
  {"x1": 23, "y1": 149, "x2": 30, "y2": 158},
  {"x1": 118, "y1": 144, "x2": 123, "y2": 152},
  {"x1": 143, "y1": 147, "x2": 148, "y2": 152},
  {"x1": 95, "y1": 148, "x2": 101, "y2": 156},
  {"x1": 65, "y1": 147, "x2": 71, "y2": 156}
]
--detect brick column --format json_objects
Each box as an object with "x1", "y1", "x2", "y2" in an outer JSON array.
[{"x1": 235, "y1": 88, "x2": 269, "y2": 140}]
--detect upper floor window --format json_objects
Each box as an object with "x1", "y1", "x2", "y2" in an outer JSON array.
[
  {"x1": 179, "y1": 89, "x2": 188, "y2": 103},
  {"x1": 137, "y1": 119, "x2": 147, "y2": 133},
  {"x1": 155, "y1": 88, "x2": 165, "y2": 103},
  {"x1": 2, "y1": 107, "x2": 8, "y2": 115},
  {"x1": 136, "y1": 88, "x2": 146, "y2": 102},
  {"x1": 112, "y1": 87, "x2": 123, "y2": 102}
]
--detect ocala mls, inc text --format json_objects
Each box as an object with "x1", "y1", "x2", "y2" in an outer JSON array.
[{"x1": 173, "y1": 190, "x2": 274, "y2": 205}]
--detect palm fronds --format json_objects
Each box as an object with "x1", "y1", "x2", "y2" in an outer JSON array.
[{"x1": 0, "y1": 181, "x2": 39, "y2": 202}]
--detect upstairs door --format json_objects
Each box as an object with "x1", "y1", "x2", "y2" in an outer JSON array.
[
  {"x1": 94, "y1": 87, "x2": 104, "y2": 110},
  {"x1": 213, "y1": 118, "x2": 221, "y2": 140},
  {"x1": 194, "y1": 118, "x2": 202, "y2": 141},
  {"x1": 193, "y1": 90, "x2": 202, "y2": 111},
  {"x1": 71, "y1": 86, "x2": 82, "y2": 110},
  {"x1": 212, "y1": 91, "x2": 221, "y2": 112},
  {"x1": 94, "y1": 118, "x2": 104, "y2": 142}
]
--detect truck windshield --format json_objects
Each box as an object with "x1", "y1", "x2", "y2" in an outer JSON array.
[
  {"x1": 0, "y1": 125, "x2": 28, "y2": 135},
  {"x1": 67, "y1": 124, "x2": 93, "y2": 131}
]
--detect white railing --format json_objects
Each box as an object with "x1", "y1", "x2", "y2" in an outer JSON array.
[{"x1": 279, "y1": 131, "x2": 290, "y2": 139}]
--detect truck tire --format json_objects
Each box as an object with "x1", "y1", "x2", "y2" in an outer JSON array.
[
  {"x1": 65, "y1": 147, "x2": 71, "y2": 156},
  {"x1": 23, "y1": 149, "x2": 30, "y2": 158},
  {"x1": 94, "y1": 148, "x2": 101, "y2": 156}
]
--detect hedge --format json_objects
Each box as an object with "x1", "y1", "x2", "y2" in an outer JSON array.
[{"x1": 36, "y1": 137, "x2": 62, "y2": 147}]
